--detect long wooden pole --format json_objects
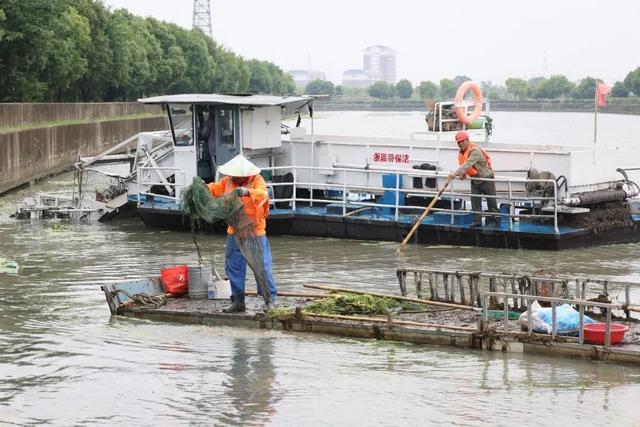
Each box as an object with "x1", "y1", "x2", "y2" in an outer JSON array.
[
  {"x1": 303, "y1": 283, "x2": 478, "y2": 311},
  {"x1": 397, "y1": 176, "x2": 453, "y2": 253},
  {"x1": 303, "y1": 312, "x2": 477, "y2": 332}
]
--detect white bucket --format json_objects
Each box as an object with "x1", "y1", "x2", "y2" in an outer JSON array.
[
  {"x1": 188, "y1": 266, "x2": 211, "y2": 299},
  {"x1": 188, "y1": 266, "x2": 232, "y2": 300}
]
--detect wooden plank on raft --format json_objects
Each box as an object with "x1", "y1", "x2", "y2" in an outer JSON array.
[
  {"x1": 303, "y1": 284, "x2": 478, "y2": 311},
  {"x1": 304, "y1": 312, "x2": 477, "y2": 332},
  {"x1": 246, "y1": 290, "x2": 327, "y2": 298}
]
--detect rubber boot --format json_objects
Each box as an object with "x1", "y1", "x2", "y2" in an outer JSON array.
[{"x1": 223, "y1": 293, "x2": 246, "y2": 313}]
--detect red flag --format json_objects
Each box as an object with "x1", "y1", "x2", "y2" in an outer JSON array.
[{"x1": 596, "y1": 83, "x2": 612, "y2": 108}]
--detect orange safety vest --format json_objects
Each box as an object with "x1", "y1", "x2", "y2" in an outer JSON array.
[
  {"x1": 207, "y1": 175, "x2": 270, "y2": 236},
  {"x1": 457, "y1": 143, "x2": 493, "y2": 178}
]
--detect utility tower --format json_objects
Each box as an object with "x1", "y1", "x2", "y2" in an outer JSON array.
[{"x1": 192, "y1": 0, "x2": 213, "y2": 38}]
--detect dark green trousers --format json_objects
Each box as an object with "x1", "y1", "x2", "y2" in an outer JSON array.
[{"x1": 470, "y1": 179, "x2": 499, "y2": 224}]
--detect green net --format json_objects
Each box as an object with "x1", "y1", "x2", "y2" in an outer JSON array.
[
  {"x1": 181, "y1": 177, "x2": 251, "y2": 234},
  {"x1": 181, "y1": 177, "x2": 271, "y2": 304}
]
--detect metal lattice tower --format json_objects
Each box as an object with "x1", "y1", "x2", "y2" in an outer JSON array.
[{"x1": 192, "y1": 0, "x2": 213, "y2": 38}]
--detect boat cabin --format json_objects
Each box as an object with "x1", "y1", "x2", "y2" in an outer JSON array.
[{"x1": 137, "y1": 94, "x2": 314, "y2": 189}]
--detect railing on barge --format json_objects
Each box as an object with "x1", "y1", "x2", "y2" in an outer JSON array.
[
  {"x1": 260, "y1": 165, "x2": 561, "y2": 233},
  {"x1": 395, "y1": 266, "x2": 640, "y2": 319},
  {"x1": 396, "y1": 267, "x2": 639, "y2": 349},
  {"x1": 482, "y1": 292, "x2": 622, "y2": 348}
]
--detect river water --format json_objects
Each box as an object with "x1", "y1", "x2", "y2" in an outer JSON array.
[{"x1": 2, "y1": 112, "x2": 640, "y2": 426}]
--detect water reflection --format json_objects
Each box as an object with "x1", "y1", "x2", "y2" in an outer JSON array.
[{"x1": 218, "y1": 338, "x2": 279, "y2": 426}]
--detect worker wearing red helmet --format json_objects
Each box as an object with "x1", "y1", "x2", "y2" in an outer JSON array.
[{"x1": 447, "y1": 131, "x2": 499, "y2": 227}]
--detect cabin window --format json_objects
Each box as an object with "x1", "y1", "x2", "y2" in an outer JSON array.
[
  {"x1": 218, "y1": 108, "x2": 235, "y2": 146},
  {"x1": 168, "y1": 104, "x2": 194, "y2": 146}
]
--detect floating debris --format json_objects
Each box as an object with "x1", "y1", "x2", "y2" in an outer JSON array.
[
  {"x1": 51, "y1": 223, "x2": 72, "y2": 232},
  {"x1": 0, "y1": 259, "x2": 19, "y2": 274}
]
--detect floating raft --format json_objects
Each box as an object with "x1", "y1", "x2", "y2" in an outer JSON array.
[{"x1": 101, "y1": 277, "x2": 640, "y2": 367}]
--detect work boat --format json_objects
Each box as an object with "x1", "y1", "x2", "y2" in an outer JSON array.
[{"x1": 71, "y1": 93, "x2": 640, "y2": 250}]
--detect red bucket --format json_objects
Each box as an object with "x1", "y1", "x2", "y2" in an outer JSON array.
[
  {"x1": 583, "y1": 323, "x2": 629, "y2": 345},
  {"x1": 160, "y1": 265, "x2": 189, "y2": 295}
]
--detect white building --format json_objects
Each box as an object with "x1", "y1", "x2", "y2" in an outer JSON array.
[
  {"x1": 287, "y1": 70, "x2": 327, "y2": 87},
  {"x1": 342, "y1": 69, "x2": 374, "y2": 88},
  {"x1": 363, "y1": 45, "x2": 396, "y2": 84}
]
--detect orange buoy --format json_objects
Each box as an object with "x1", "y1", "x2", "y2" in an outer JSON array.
[{"x1": 454, "y1": 81, "x2": 483, "y2": 125}]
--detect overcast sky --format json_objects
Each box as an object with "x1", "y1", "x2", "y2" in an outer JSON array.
[{"x1": 103, "y1": 0, "x2": 639, "y2": 85}]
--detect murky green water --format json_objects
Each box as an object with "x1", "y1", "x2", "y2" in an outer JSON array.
[{"x1": 2, "y1": 112, "x2": 640, "y2": 425}]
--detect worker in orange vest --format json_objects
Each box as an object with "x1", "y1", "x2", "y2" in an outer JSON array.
[
  {"x1": 207, "y1": 155, "x2": 277, "y2": 312},
  {"x1": 447, "y1": 131, "x2": 499, "y2": 227}
]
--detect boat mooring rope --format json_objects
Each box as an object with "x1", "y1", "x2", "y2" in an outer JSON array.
[{"x1": 111, "y1": 289, "x2": 167, "y2": 309}]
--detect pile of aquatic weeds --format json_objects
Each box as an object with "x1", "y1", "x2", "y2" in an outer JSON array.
[
  {"x1": 266, "y1": 307, "x2": 295, "y2": 319},
  {"x1": 304, "y1": 293, "x2": 420, "y2": 316}
]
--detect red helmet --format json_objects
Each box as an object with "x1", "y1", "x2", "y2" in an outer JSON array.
[{"x1": 455, "y1": 130, "x2": 469, "y2": 143}]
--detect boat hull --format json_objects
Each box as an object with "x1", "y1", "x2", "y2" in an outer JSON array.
[{"x1": 137, "y1": 206, "x2": 640, "y2": 251}]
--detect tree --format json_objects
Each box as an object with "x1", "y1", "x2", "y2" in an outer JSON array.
[
  {"x1": 505, "y1": 78, "x2": 528, "y2": 100},
  {"x1": 395, "y1": 79, "x2": 413, "y2": 98},
  {"x1": 623, "y1": 67, "x2": 640, "y2": 96},
  {"x1": 417, "y1": 81, "x2": 438, "y2": 99},
  {"x1": 439, "y1": 78, "x2": 456, "y2": 99},
  {"x1": 0, "y1": 0, "x2": 297, "y2": 101},
  {"x1": 367, "y1": 81, "x2": 394, "y2": 99},
  {"x1": 334, "y1": 85, "x2": 343, "y2": 96},
  {"x1": 453, "y1": 75, "x2": 471, "y2": 87},
  {"x1": 305, "y1": 79, "x2": 334, "y2": 95},
  {"x1": 248, "y1": 60, "x2": 273, "y2": 93},
  {"x1": 612, "y1": 81, "x2": 628, "y2": 98},
  {"x1": 532, "y1": 75, "x2": 574, "y2": 99},
  {"x1": 0, "y1": 0, "x2": 68, "y2": 101},
  {"x1": 571, "y1": 77, "x2": 599, "y2": 99},
  {"x1": 0, "y1": 8, "x2": 6, "y2": 41}
]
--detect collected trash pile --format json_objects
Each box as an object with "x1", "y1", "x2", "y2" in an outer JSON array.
[{"x1": 517, "y1": 300, "x2": 594, "y2": 335}]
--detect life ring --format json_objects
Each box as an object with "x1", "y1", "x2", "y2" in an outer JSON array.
[{"x1": 454, "y1": 81, "x2": 483, "y2": 125}]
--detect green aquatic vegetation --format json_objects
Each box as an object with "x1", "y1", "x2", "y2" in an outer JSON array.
[
  {"x1": 266, "y1": 307, "x2": 295, "y2": 319},
  {"x1": 51, "y1": 223, "x2": 72, "y2": 231},
  {"x1": 304, "y1": 293, "x2": 420, "y2": 316}
]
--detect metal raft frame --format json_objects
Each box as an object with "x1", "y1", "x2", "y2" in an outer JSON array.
[{"x1": 396, "y1": 266, "x2": 640, "y2": 348}]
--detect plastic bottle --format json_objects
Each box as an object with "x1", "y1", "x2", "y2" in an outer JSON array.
[{"x1": 207, "y1": 277, "x2": 216, "y2": 299}]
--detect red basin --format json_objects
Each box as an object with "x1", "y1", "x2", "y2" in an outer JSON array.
[{"x1": 583, "y1": 323, "x2": 629, "y2": 345}]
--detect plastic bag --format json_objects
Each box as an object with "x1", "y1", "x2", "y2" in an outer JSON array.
[
  {"x1": 518, "y1": 301, "x2": 594, "y2": 335},
  {"x1": 161, "y1": 265, "x2": 189, "y2": 295},
  {"x1": 518, "y1": 301, "x2": 552, "y2": 334}
]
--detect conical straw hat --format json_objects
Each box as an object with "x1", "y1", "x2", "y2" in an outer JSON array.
[{"x1": 218, "y1": 154, "x2": 261, "y2": 177}]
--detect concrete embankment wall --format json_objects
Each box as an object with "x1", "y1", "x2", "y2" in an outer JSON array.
[
  {"x1": 0, "y1": 116, "x2": 167, "y2": 194},
  {"x1": 0, "y1": 102, "x2": 160, "y2": 129}
]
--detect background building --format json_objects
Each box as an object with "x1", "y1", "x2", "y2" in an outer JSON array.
[
  {"x1": 287, "y1": 70, "x2": 327, "y2": 88},
  {"x1": 341, "y1": 69, "x2": 372, "y2": 88},
  {"x1": 363, "y1": 45, "x2": 396, "y2": 84}
]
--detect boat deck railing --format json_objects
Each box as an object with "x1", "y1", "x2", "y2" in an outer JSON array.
[
  {"x1": 396, "y1": 266, "x2": 640, "y2": 318},
  {"x1": 262, "y1": 165, "x2": 560, "y2": 233},
  {"x1": 137, "y1": 166, "x2": 185, "y2": 204}
]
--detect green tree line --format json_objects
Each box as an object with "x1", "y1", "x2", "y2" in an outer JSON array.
[
  {"x1": 0, "y1": 0, "x2": 295, "y2": 102},
  {"x1": 305, "y1": 68, "x2": 640, "y2": 101}
]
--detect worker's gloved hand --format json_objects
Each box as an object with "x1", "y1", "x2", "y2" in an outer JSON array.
[{"x1": 235, "y1": 187, "x2": 249, "y2": 197}]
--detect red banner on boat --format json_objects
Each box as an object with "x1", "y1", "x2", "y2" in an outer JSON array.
[
  {"x1": 596, "y1": 83, "x2": 612, "y2": 108},
  {"x1": 372, "y1": 152, "x2": 409, "y2": 164}
]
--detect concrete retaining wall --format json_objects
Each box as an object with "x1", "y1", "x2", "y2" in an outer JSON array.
[
  {"x1": 0, "y1": 102, "x2": 161, "y2": 129},
  {"x1": 0, "y1": 116, "x2": 167, "y2": 194}
]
